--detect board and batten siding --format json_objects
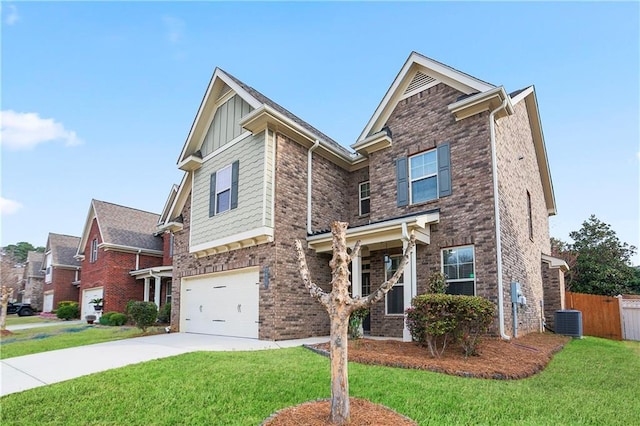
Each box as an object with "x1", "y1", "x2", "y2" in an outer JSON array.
[
  {"x1": 201, "y1": 95, "x2": 253, "y2": 157},
  {"x1": 191, "y1": 132, "x2": 270, "y2": 247}
]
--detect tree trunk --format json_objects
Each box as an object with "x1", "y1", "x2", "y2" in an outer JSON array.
[
  {"x1": 329, "y1": 304, "x2": 350, "y2": 424},
  {"x1": 0, "y1": 286, "x2": 13, "y2": 331}
]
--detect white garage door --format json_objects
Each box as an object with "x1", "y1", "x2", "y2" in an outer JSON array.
[
  {"x1": 181, "y1": 268, "x2": 259, "y2": 338},
  {"x1": 43, "y1": 292, "x2": 54, "y2": 313},
  {"x1": 81, "y1": 287, "x2": 103, "y2": 319}
]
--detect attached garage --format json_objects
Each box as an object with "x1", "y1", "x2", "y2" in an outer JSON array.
[
  {"x1": 181, "y1": 267, "x2": 259, "y2": 338},
  {"x1": 43, "y1": 292, "x2": 54, "y2": 313},
  {"x1": 81, "y1": 287, "x2": 103, "y2": 319}
]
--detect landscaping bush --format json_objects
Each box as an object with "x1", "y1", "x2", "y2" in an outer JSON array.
[
  {"x1": 406, "y1": 294, "x2": 458, "y2": 357},
  {"x1": 56, "y1": 301, "x2": 80, "y2": 320},
  {"x1": 348, "y1": 307, "x2": 369, "y2": 340},
  {"x1": 157, "y1": 302, "x2": 171, "y2": 324},
  {"x1": 108, "y1": 312, "x2": 127, "y2": 326},
  {"x1": 406, "y1": 294, "x2": 495, "y2": 358},
  {"x1": 128, "y1": 301, "x2": 158, "y2": 332},
  {"x1": 426, "y1": 271, "x2": 448, "y2": 294},
  {"x1": 99, "y1": 311, "x2": 117, "y2": 325},
  {"x1": 454, "y1": 296, "x2": 495, "y2": 357},
  {"x1": 125, "y1": 300, "x2": 137, "y2": 323}
]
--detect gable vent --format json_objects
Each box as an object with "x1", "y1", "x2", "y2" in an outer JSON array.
[{"x1": 404, "y1": 71, "x2": 436, "y2": 95}]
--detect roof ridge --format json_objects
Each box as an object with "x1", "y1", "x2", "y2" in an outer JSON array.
[{"x1": 93, "y1": 199, "x2": 160, "y2": 216}]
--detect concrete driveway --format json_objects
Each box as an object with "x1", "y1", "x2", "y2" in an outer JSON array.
[{"x1": 1, "y1": 331, "x2": 328, "y2": 397}]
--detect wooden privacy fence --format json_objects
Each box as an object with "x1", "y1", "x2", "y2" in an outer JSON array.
[
  {"x1": 620, "y1": 298, "x2": 640, "y2": 341},
  {"x1": 565, "y1": 292, "x2": 622, "y2": 340}
]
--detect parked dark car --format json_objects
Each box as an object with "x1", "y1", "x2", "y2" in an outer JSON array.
[{"x1": 6, "y1": 302, "x2": 35, "y2": 316}]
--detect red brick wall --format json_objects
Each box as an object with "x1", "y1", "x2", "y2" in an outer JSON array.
[
  {"x1": 80, "y1": 218, "x2": 163, "y2": 313},
  {"x1": 51, "y1": 267, "x2": 80, "y2": 308},
  {"x1": 162, "y1": 231, "x2": 173, "y2": 266}
]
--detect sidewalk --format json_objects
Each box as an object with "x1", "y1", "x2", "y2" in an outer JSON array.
[
  {"x1": 6, "y1": 320, "x2": 84, "y2": 331},
  {"x1": 1, "y1": 332, "x2": 328, "y2": 397}
]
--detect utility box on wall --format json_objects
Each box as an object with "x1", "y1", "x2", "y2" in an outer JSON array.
[{"x1": 555, "y1": 310, "x2": 583, "y2": 338}]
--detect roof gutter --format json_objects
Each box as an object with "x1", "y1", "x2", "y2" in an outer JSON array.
[
  {"x1": 489, "y1": 97, "x2": 511, "y2": 341},
  {"x1": 307, "y1": 140, "x2": 320, "y2": 235}
]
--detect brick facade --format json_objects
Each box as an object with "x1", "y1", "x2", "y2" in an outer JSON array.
[
  {"x1": 47, "y1": 267, "x2": 80, "y2": 308},
  {"x1": 80, "y1": 219, "x2": 164, "y2": 313}
]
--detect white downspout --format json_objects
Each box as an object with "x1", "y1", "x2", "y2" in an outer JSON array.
[
  {"x1": 490, "y1": 98, "x2": 511, "y2": 340},
  {"x1": 307, "y1": 140, "x2": 320, "y2": 235},
  {"x1": 135, "y1": 249, "x2": 141, "y2": 270}
]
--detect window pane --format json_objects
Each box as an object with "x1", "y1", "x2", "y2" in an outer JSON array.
[
  {"x1": 386, "y1": 285, "x2": 404, "y2": 314},
  {"x1": 360, "y1": 198, "x2": 370, "y2": 215},
  {"x1": 444, "y1": 264, "x2": 458, "y2": 280},
  {"x1": 458, "y1": 247, "x2": 473, "y2": 263},
  {"x1": 459, "y1": 263, "x2": 474, "y2": 279},
  {"x1": 216, "y1": 189, "x2": 231, "y2": 213},
  {"x1": 446, "y1": 281, "x2": 474, "y2": 296},
  {"x1": 410, "y1": 151, "x2": 437, "y2": 179},
  {"x1": 411, "y1": 176, "x2": 437, "y2": 203},
  {"x1": 216, "y1": 166, "x2": 232, "y2": 192},
  {"x1": 360, "y1": 182, "x2": 370, "y2": 198}
]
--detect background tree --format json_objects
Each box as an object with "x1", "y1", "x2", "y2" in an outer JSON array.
[
  {"x1": 555, "y1": 215, "x2": 638, "y2": 296},
  {"x1": 295, "y1": 221, "x2": 415, "y2": 425},
  {"x1": 2, "y1": 242, "x2": 45, "y2": 264}
]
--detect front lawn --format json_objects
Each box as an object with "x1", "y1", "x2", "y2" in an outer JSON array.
[
  {"x1": 1, "y1": 337, "x2": 638, "y2": 425},
  {"x1": 3, "y1": 315, "x2": 61, "y2": 326},
  {"x1": 0, "y1": 324, "x2": 164, "y2": 359}
]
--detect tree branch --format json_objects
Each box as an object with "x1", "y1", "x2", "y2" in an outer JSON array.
[
  {"x1": 349, "y1": 240, "x2": 362, "y2": 264},
  {"x1": 294, "y1": 239, "x2": 330, "y2": 308}
]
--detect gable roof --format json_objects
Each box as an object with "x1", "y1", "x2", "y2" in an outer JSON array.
[
  {"x1": 46, "y1": 233, "x2": 81, "y2": 268},
  {"x1": 25, "y1": 251, "x2": 45, "y2": 278},
  {"x1": 355, "y1": 51, "x2": 496, "y2": 144},
  {"x1": 177, "y1": 68, "x2": 356, "y2": 171},
  {"x1": 77, "y1": 199, "x2": 162, "y2": 257}
]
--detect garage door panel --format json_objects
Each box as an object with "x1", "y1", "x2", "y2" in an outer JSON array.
[{"x1": 181, "y1": 268, "x2": 259, "y2": 338}]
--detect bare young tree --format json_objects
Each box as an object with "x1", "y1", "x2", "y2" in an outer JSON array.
[{"x1": 295, "y1": 221, "x2": 416, "y2": 425}]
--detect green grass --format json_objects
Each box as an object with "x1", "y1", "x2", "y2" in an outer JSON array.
[
  {"x1": 0, "y1": 324, "x2": 164, "y2": 359},
  {"x1": 3, "y1": 315, "x2": 62, "y2": 326},
  {"x1": 1, "y1": 337, "x2": 638, "y2": 425}
]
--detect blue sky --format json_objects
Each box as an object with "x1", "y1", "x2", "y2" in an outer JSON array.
[{"x1": 1, "y1": 2, "x2": 638, "y2": 264}]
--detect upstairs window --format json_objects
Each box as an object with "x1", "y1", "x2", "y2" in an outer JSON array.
[
  {"x1": 442, "y1": 246, "x2": 475, "y2": 296},
  {"x1": 359, "y1": 181, "x2": 370, "y2": 215},
  {"x1": 209, "y1": 161, "x2": 239, "y2": 217},
  {"x1": 396, "y1": 142, "x2": 451, "y2": 207},
  {"x1": 410, "y1": 150, "x2": 438, "y2": 203},
  {"x1": 90, "y1": 239, "x2": 98, "y2": 263}
]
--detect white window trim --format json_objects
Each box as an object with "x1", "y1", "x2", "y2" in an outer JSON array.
[
  {"x1": 384, "y1": 254, "x2": 405, "y2": 316},
  {"x1": 409, "y1": 149, "x2": 438, "y2": 205},
  {"x1": 441, "y1": 245, "x2": 476, "y2": 296},
  {"x1": 90, "y1": 239, "x2": 98, "y2": 263},
  {"x1": 359, "y1": 181, "x2": 370, "y2": 216},
  {"x1": 215, "y1": 164, "x2": 233, "y2": 214}
]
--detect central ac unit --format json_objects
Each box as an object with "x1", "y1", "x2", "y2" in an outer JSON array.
[{"x1": 555, "y1": 310, "x2": 583, "y2": 338}]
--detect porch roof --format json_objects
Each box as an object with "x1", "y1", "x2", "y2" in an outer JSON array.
[
  {"x1": 130, "y1": 265, "x2": 173, "y2": 279},
  {"x1": 307, "y1": 211, "x2": 439, "y2": 253}
]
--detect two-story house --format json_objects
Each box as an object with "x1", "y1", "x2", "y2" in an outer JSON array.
[
  {"x1": 160, "y1": 52, "x2": 567, "y2": 341},
  {"x1": 42, "y1": 233, "x2": 81, "y2": 312},
  {"x1": 75, "y1": 199, "x2": 169, "y2": 319},
  {"x1": 21, "y1": 251, "x2": 45, "y2": 311}
]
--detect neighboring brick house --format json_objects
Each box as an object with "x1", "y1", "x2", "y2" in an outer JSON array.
[
  {"x1": 75, "y1": 199, "x2": 170, "y2": 319},
  {"x1": 21, "y1": 251, "x2": 45, "y2": 310},
  {"x1": 159, "y1": 52, "x2": 567, "y2": 341},
  {"x1": 41, "y1": 233, "x2": 81, "y2": 312}
]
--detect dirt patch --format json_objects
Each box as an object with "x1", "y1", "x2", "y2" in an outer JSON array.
[{"x1": 263, "y1": 333, "x2": 569, "y2": 425}]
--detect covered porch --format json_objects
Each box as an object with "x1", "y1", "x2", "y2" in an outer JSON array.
[
  {"x1": 306, "y1": 211, "x2": 439, "y2": 341},
  {"x1": 130, "y1": 266, "x2": 173, "y2": 308}
]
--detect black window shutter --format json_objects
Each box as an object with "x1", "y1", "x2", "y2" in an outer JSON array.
[
  {"x1": 437, "y1": 142, "x2": 452, "y2": 197},
  {"x1": 209, "y1": 173, "x2": 216, "y2": 217},
  {"x1": 396, "y1": 157, "x2": 409, "y2": 207},
  {"x1": 230, "y1": 160, "x2": 239, "y2": 210}
]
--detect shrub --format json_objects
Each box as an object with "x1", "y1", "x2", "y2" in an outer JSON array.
[
  {"x1": 157, "y1": 302, "x2": 171, "y2": 324},
  {"x1": 426, "y1": 271, "x2": 448, "y2": 294},
  {"x1": 128, "y1": 301, "x2": 158, "y2": 332},
  {"x1": 56, "y1": 301, "x2": 80, "y2": 320},
  {"x1": 125, "y1": 300, "x2": 137, "y2": 323},
  {"x1": 108, "y1": 312, "x2": 127, "y2": 326},
  {"x1": 406, "y1": 294, "x2": 458, "y2": 357},
  {"x1": 406, "y1": 294, "x2": 496, "y2": 358},
  {"x1": 348, "y1": 307, "x2": 369, "y2": 340},
  {"x1": 99, "y1": 311, "x2": 116, "y2": 325},
  {"x1": 454, "y1": 296, "x2": 495, "y2": 357}
]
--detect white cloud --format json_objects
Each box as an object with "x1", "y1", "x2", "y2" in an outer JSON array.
[
  {"x1": 0, "y1": 110, "x2": 83, "y2": 150},
  {"x1": 162, "y1": 16, "x2": 185, "y2": 45},
  {"x1": 3, "y1": 4, "x2": 19, "y2": 26},
  {"x1": 0, "y1": 197, "x2": 22, "y2": 215}
]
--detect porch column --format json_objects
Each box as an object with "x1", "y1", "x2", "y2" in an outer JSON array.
[
  {"x1": 352, "y1": 252, "x2": 362, "y2": 297},
  {"x1": 143, "y1": 277, "x2": 150, "y2": 302},
  {"x1": 154, "y1": 276, "x2": 161, "y2": 307},
  {"x1": 402, "y1": 239, "x2": 417, "y2": 342}
]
